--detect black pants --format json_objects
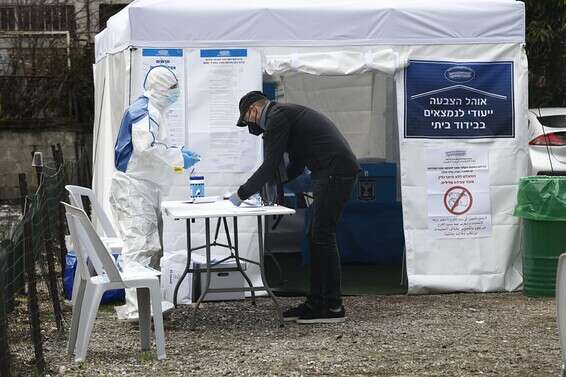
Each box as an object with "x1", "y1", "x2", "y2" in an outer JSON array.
[{"x1": 308, "y1": 175, "x2": 356, "y2": 309}]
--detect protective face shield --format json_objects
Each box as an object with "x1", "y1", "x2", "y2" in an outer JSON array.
[{"x1": 143, "y1": 66, "x2": 179, "y2": 111}]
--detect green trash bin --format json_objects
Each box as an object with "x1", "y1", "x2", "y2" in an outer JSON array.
[{"x1": 514, "y1": 176, "x2": 566, "y2": 296}]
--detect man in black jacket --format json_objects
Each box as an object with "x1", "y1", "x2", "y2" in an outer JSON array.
[{"x1": 229, "y1": 91, "x2": 360, "y2": 324}]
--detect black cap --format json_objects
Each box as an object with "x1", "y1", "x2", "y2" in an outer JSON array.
[{"x1": 236, "y1": 91, "x2": 267, "y2": 127}]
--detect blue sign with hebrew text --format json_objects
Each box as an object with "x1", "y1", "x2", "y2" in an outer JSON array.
[
  {"x1": 200, "y1": 49, "x2": 247, "y2": 58},
  {"x1": 404, "y1": 60, "x2": 514, "y2": 139},
  {"x1": 142, "y1": 49, "x2": 183, "y2": 57}
]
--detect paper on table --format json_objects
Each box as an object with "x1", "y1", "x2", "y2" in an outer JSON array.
[
  {"x1": 183, "y1": 196, "x2": 219, "y2": 204},
  {"x1": 241, "y1": 196, "x2": 263, "y2": 208}
]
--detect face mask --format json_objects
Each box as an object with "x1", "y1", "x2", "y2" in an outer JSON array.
[
  {"x1": 243, "y1": 105, "x2": 264, "y2": 135},
  {"x1": 246, "y1": 122, "x2": 264, "y2": 136},
  {"x1": 166, "y1": 87, "x2": 180, "y2": 105}
]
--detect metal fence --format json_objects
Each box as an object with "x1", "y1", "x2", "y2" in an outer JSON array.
[{"x1": 0, "y1": 145, "x2": 91, "y2": 376}]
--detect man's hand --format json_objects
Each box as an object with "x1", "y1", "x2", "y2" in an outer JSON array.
[{"x1": 228, "y1": 192, "x2": 243, "y2": 207}]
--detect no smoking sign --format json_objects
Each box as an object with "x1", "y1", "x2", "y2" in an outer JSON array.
[
  {"x1": 443, "y1": 186, "x2": 473, "y2": 215},
  {"x1": 426, "y1": 147, "x2": 491, "y2": 239}
]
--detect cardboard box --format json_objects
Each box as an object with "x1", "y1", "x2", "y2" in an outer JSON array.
[{"x1": 192, "y1": 261, "x2": 247, "y2": 302}]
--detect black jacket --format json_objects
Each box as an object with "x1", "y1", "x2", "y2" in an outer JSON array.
[{"x1": 238, "y1": 102, "x2": 360, "y2": 200}]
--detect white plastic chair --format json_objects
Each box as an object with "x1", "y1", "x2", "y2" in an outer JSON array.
[
  {"x1": 556, "y1": 253, "x2": 566, "y2": 376},
  {"x1": 65, "y1": 185, "x2": 123, "y2": 306},
  {"x1": 63, "y1": 202, "x2": 166, "y2": 362},
  {"x1": 65, "y1": 185, "x2": 122, "y2": 253}
]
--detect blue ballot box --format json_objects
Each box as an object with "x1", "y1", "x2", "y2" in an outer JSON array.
[
  {"x1": 353, "y1": 158, "x2": 397, "y2": 204},
  {"x1": 302, "y1": 159, "x2": 404, "y2": 265},
  {"x1": 263, "y1": 82, "x2": 277, "y2": 100},
  {"x1": 302, "y1": 201, "x2": 404, "y2": 265}
]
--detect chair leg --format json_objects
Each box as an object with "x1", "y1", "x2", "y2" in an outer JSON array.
[
  {"x1": 74, "y1": 283, "x2": 104, "y2": 362},
  {"x1": 150, "y1": 282, "x2": 166, "y2": 360},
  {"x1": 67, "y1": 277, "x2": 87, "y2": 356},
  {"x1": 137, "y1": 287, "x2": 151, "y2": 351},
  {"x1": 71, "y1": 268, "x2": 80, "y2": 305}
]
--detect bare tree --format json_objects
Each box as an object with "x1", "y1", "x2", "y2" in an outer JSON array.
[{"x1": 0, "y1": 0, "x2": 107, "y2": 127}]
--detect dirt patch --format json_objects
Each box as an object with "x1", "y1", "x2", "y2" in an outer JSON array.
[{"x1": 9, "y1": 293, "x2": 561, "y2": 376}]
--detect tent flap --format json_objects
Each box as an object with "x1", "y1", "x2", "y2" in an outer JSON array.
[{"x1": 264, "y1": 49, "x2": 405, "y2": 76}]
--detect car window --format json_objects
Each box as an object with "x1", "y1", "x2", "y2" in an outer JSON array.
[{"x1": 538, "y1": 115, "x2": 566, "y2": 128}]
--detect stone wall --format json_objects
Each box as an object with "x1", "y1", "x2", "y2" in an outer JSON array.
[{"x1": 0, "y1": 129, "x2": 92, "y2": 199}]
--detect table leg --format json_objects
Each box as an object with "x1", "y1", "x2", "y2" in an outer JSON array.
[
  {"x1": 173, "y1": 219, "x2": 192, "y2": 308},
  {"x1": 265, "y1": 216, "x2": 284, "y2": 284},
  {"x1": 230, "y1": 217, "x2": 256, "y2": 305},
  {"x1": 213, "y1": 217, "x2": 222, "y2": 243},
  {"x1": 191, "y1": 218, "x2": 212, "y2": 330},
  {"x1": 257, "y1": 215, "x2": 284, "y2": 327}
]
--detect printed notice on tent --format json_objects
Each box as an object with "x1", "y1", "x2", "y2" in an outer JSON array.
[
  {"x1": 141, "y1": 49, "x2": 186, "y2": 146},
  {"x1": 186, "y1": 48, "x2": 262, "y2": 173},
  {"x1": 405, "y1": 60, "x2": 514, "y2": 139},
  {"x1": 426, "y1": 147, "x2": 492, "y2": 239}
]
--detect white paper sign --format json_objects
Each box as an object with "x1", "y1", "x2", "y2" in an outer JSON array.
[
  {"x1": 141, "y1": 48, "x2": 186, "y2": 146},
  {"x1": 186, "y1": 48, "x2": 262, "y2": 173},
  {"x1": 426, "y1": 148, "x2": 492, "y2": 239}
]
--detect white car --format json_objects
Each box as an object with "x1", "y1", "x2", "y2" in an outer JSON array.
[{"x1": 527, "y1": 108, "x2": 566, "y2": 175}]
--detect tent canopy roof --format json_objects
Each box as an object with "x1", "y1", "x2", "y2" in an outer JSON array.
[{"x1": 95, "y1": 0, "x2": 525, "y2": 61}]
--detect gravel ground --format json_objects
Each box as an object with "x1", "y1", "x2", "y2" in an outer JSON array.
[{"x1": 8, "y1": 292, "x2": 561, "y2": 376}]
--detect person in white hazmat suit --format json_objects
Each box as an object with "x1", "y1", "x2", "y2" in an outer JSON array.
[{"x1": 110, "y1": 65, "x2": 200, "y2": 320}]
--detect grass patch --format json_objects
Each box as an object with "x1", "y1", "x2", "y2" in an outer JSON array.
[{"x1": 138, "y1": 351, "x2": 154, "y2": 363}]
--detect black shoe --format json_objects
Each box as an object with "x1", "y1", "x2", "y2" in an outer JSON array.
[
  {"x1": 296, "y1": 305, "x2": 346, "y2": 324},
  {"x1": 283, "y1": 302, "x2": 316, "y2": 322}
]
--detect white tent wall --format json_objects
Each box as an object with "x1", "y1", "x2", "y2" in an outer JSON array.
[
  {"x1": 92, "y1": 50, "x2": 131, "y2": 223},
  {"x1": 395, "y1": 43, "x2": 528, "y2": 293}
]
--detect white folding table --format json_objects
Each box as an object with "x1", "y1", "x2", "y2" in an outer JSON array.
[{"x1": 161, "y1": 200, "x2": 295, "y2": 329}]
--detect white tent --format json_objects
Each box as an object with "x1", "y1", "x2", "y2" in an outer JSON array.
[{"x1": 94, "y1": 0, "x2": 527, "y2": 294}]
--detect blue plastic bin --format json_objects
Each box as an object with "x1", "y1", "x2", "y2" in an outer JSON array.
[{"x1": 64, "y1": 250, "x2": 125, "y2": 304}]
